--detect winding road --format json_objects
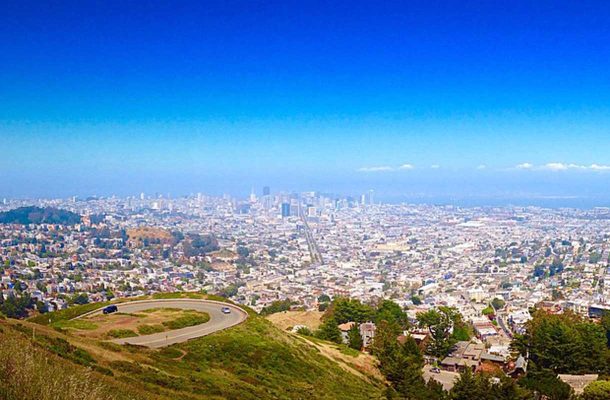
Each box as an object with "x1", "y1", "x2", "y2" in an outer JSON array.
[{"x1": 77, "y1": 299, "x2": 248, "y2": 348}]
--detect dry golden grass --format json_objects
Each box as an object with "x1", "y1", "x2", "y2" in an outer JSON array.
[
  {"x1": 126, "y1": 227, "x2": 173, "y2": 244},
  {"x1": 296, "y1": 335, "x2": 385, "y2": 383},
  {"x1": 0, "y1": 328, "x2": 125, "y2": 400},
  {"x1": 265, "y1": 310, "x2": 324, "y2": 331}
]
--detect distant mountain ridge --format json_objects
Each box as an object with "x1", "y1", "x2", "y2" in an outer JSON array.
[{"x1": 0, "y1": 206, "x2": 81, "y2": 225}]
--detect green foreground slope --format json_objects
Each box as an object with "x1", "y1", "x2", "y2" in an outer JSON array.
[{"x1": 1, "y1": 296, "x2": 383, "y2": 400}]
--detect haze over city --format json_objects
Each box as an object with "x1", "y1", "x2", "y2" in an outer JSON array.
[
  {"x1": 4, "y1": 2, "x2": 610, "y2": 400},
  {"x1": 2, "y1": 1, "x2": 610, "y2": 206}
]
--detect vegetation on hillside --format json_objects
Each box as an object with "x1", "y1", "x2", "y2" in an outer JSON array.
[
  {"x1": 0, "y1": 323, "x2": 150, "y2": 400},
  {"x1": 416, "y1": 306, "x2": 470, "y2": 358},
  {"x1": 161, "y1": 310, "x2": 210, "y2": 329},
  {"x1": 511, "y1": 310, "x2": 610, "y2": 374},
  {"x1": 315, "y1": 298, "x2": 410, "y2": 345},
  {"x1": 259, "y1": 299, "x2": 297, "y2": 315},
  {"x1": 0, "y1": 206, "x2": 81, "y2": 225},
  {"x1": 11, "y1": 295, "x2": 383, "y2": 400}
]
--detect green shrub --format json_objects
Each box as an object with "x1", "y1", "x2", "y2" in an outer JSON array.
[
  {"x1": 107, "y1": 329, "x2": 138, "y2": 339},
  {"x1": 51, "y1": 319, "x2": 98, "y2": 330},
  {"x1": 137, "y1": 324, "x2": 165, "y2": 335},
  {"x1": 99, "y1": 341, "x2": 122, "y2": 352},
  {"x1": 162, "y1": 311, "x2": 210, "y2": 330},
  {"x1": 29, "y1": 302, "x2": 109, "y2": 325},
  {"x1": 140, "y1": 307, "x2": 181, "y2": 313}
]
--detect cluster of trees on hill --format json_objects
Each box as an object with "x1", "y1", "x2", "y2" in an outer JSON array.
[
  {"x1": 0, "y1": 293, "x2": 35, "y2": 318},
  {"x1": 260, "y1": 299, "x2": 297, "y2": 315},
  {"x1": 512, "y1": 310, "x2": 610, "y2": 375},
  {"x1": 312, "y1": 298, "x2": 472, "y2": 359},
  {"x1": 307, "y1": 297, "x2": 610, "y2": 399},
  {"x1": 372, "y1": 318, "x2": 528, "y2": 399},
  {"x1": 182, "y1": 233, "x2": 219, "y2": 257},
  {"x1": 0, "y1": 206, "x2": 81, "y2": 225},
  {"x1": 509, "y1": 309, "x2": 610, "y2": 399},
  {"x1": 314, "y1": 298, "x2": 410, "y2": 346},
  {"x1": 416, "y1": 306, "x2": 471, "y2": 358}
]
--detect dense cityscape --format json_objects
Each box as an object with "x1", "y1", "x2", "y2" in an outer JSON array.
[
  {"x1": 4, "y1": 1, "x2": 610, "y2": 398},
  {"x1": 2, "y1": 189, "x2": 610, "y2": 398},
  {"x1": 2, "y1": 190, "x2": 609, "y2": 319}
]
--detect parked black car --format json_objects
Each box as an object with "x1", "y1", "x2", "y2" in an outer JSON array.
[{"x1": 103, "y1": 305, "x2": 118, "y2": 314}]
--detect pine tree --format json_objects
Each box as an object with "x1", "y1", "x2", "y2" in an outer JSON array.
[
  {"x1": 347, "y1": 323, "x2": 363, "y2": 350},
  {"x1": 450, "y1": 369, "x2": 481, "y2": 400},
  {"x1": 316, "y1": 318, "x2": 342, "y2": 343}
]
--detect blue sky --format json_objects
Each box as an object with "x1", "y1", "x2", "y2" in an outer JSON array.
[{"x1": 2, "y1": 1, "x2": 610, "y2": 204}]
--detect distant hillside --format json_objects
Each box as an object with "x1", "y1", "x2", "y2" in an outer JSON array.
[
  {"x1": 2, "y1": 293, "x2": 383, "y2": 400},
  {"x1": 0, "y1": 206, "x2": 81, "y2": 225}
]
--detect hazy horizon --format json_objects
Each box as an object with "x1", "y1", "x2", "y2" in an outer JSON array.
[{"x1": 2, "y1": 1, "x2": 610, "y2": 205}]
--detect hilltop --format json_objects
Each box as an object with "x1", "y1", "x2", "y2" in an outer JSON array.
[
  {"x1": 0, "y1": 206, "x2": 81, "y2": 225},
  {"x1": 1, "y1": 293, "x2": 384, "y2": 400}
]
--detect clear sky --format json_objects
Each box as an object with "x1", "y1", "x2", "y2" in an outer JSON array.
[{"x1": 2, "y1": 1, "x2": 610, "y2": 205}]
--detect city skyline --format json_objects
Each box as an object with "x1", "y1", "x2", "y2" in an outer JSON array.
[{"x1": 3, "y1": 1, "x2": 610, "y2": 204}]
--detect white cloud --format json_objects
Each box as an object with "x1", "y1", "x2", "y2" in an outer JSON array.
[
  {"x1": 516, "y1": 162, "x2": 533, "y2": 169},
  {"x1": 430, "y1": 164, "x2": 440, "y2": 169},
  {"x1": 476, "y1": 164, "x2": 487, "y2": 170},
  {"x1": 515, "y1": 162, "x2": 610, "y2": 172},
  {"x1": 543, "y1": 162, "x2": 569, "y2": 171},
  {"x1": 399, "y1": 163, "x2": 414, "y2": 170},
  {"x1": 357, "y1": 166, "x2": 394, "y2": 172}
]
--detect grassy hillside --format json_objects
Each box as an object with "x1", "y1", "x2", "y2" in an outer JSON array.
[{"x1": 1, "y1": 295, "x2": 383, "y2": 400}]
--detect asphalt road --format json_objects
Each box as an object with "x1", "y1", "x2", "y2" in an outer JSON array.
[
  {"x1": 423, "y1": 367, "x2": 460, "y2": 391},
  {"x1": 79, "y1": 299, "x2": 248, "y2": 348}
]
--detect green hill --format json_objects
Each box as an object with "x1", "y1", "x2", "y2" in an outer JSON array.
[
  {"x1": 1, "y1": 295, "x2": 383, "y2": 400},
  {"x1": 0, "y1": 206, "x2": 81, "y2": 225}
]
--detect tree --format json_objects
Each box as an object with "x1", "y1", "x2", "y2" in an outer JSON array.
[
  {"x1": 324, "y1": 297, "x2": 375, "y2": 324},
  {"x1": 318, "y1": 294, "x2": 331, "y2": 303},
  {"x1": 450, "y1": 369, "x2": 482, "y2": 400},
  {"x1": 35, "y1": 300, "x2": 48, "y2": 314},
  {"x1": 71, "y1": 293, "x2": 89, "y2": 305},
  {"x1": 582, "y1": 380, "x2": 610, "y2": 400},
  {"x1": 260, "y1": 299, "x2": 293, "y2": 315},
  {"x1": 236, "y1": 246, "x2": 250, "y2": 258},
  {"x1": 370, "y1": 320, "x2": 401, "y2": 375},
  {"x1": 371, "y1": 321, "x2": 436, "y2": 398},
  {"x1": 295, "y1": 326, "x2": 313, "y2": 336},
  {"x1": 514, "y1": 310, "x2": 608, "y2": 374},
  {"x1": 347, "y1": 323, "x2": 363, "y2": 350},
  {"x1": 376, "y1": 300, "x2": 409, "y2": 330},
  {"x1": 450, "y1": 370, "x2": 529, "y2": 400},
  {"x1": 602, "y1": 311, "x2": 610, "y2": 348},
  {"x1": 481, "y1": 306, "x2": 495, "y2": 316},
  {"x1": 0, "y1": 293, "x2": 33, "y2": 319},
  {"x1": 417, "y1": 307, "x2": 460, "y2": 358},
  {"x1": 316, "y1": 318, "x2": 342, "y2": 344},
  {"x1": 491, "y1": 298, "x2": 506, "y2": 310},
  {"x1": 518, "y1": 366, "x2": 573, "y2": 400},
  {"x1": 489, "y1": 375, "x2": 531, "y2": 400},
  {"x1": 411, "y1": 295, "x2": 422, "y2": 305}
]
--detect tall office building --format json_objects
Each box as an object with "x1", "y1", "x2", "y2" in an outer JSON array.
[
  {"x1": 281, "y1": 202, "x2": 291, "y2": 218},
  {"x1": 263, "y1": 186, "x2": 270, "y2": 196}
]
